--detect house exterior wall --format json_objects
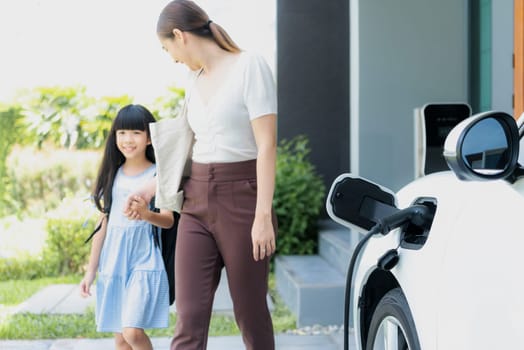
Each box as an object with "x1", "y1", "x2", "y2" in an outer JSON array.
[
  {"x1": 351, "y1": 0, "x2": 469, "y2": 191},
  {"x1": 277, "y1": 0, "x2": 350, "y2": 193},
  {"x1": 491, "y1": 0, "x2": 514, "y2": 115},
  {"x1": 276, "y1": 0, "x2": 514, "y2": 194}
]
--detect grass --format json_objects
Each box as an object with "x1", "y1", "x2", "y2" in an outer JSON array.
[
  {"x1": 0, "y1": 275, "x2": 82, "y2": 306},
  {"x1": 0, "y1": 310, "x2": 242, "y2": 339},
  {"x1": 0, "y1": 272, "x2": 296, "y2": 340}
]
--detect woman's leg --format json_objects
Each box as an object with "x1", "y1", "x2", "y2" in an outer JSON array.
[
  {"x1": 216, "y1": 210, "x2": 275, "y2": 350},
  {"x1": 114, "y1": 332, "x2": 132, "y2": 350},
  {"x1": 170, "y1": 199, "x2": 223, "y2": 350},
  {"x1": 211, "y1": 162, "x2": 276, "y2": 350},
  {"x1": 122, "y1": 327, "x2": 153, "y2": 350}
]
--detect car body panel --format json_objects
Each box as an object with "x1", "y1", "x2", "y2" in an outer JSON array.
[{"x1": 352, "y1": 171, "x2": 524, "y2": 349}]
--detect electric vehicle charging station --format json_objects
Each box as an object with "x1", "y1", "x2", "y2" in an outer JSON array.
[{"x1": 414, "y1": 103, "x2": 471, "y2": 179}]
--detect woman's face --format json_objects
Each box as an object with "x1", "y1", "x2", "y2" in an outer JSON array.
[
  {"x1": 160, "y1": 36, "x2": 184, "y2": 64},
  {"x1": 159, "y1": 32, "x2": 200, "y2": 71}
]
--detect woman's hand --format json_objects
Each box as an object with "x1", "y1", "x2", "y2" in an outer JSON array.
[
  {"x1": 124, "y1": 192, "x2": 152, "y2": 220},
  {"x1": 126, "y1": 196, "x2": 151, "y2": 221},
  {"x1": 79, "y1": 270, "x2": 96, "y2": 298},
  {"x1": 123, "y1": 176, "x2": 156, "y2": 219},
  {"x1": 251, "y1": 213, "x2": 276, "y2": 261}
]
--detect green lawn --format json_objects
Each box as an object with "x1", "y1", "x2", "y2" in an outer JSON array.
[
  {"x1": 0, "y1": 274, "x2": 296, "y2": 339},
  {"x1": 0, "y1": 275, "x2": 81, "y2": 306}
]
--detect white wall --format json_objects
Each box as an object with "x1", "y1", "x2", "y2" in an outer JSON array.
[
  {"x1": 491, "y1": 0, "x2": 514, "y2": 115},
  {"x1": 351, "y1": 0, "x2": 469, "y2": 191}
]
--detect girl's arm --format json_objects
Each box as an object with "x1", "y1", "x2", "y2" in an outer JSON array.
[
  {"x1": 79, "y1": 214, "x2": 108, "y2": 297},
  {"x1": 129, "y1": 195, "x2": 175, "y2": 229},
  {"x1": 251, "y1": 113, "x2": 278, "y2": 261}
]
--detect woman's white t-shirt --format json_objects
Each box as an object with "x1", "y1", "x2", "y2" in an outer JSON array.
[{"x1": 186, "y1": 51, "x2": 277, "y2": 163}]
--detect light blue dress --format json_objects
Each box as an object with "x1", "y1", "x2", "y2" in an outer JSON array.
[{"x1": 95, "y1": 164, "x2": 169, "y2": 332}]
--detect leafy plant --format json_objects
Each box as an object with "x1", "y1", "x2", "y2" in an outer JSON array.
[
  {"x1": 151, "y1": 86, "x2": 185, "y2": 120},
  {"x1": 42, "y1": 196, "x2": 96, "y2": 276},
  {"x1": 5, "y1": 147, "x2": 100, "y2": 217},
  {"x1": 13, "y1": 86, "x2": 133, "y2": 150},
  {"x1": 0, "y1": 197, "x2": 96, "y2": 279},
  {"x1": 0, "y1": 106, "x2": 24, "y2": 216},
  {"x1": 274, "y1": 135, "x2": 325, "y2": 256},
  {"x1": 0, "y1": 254, "x2": 53, "y2": 281}
]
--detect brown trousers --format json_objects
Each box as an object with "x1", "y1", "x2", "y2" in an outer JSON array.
[{"x1": 170, "y1": 159, "x2": 275, "y2": 350}]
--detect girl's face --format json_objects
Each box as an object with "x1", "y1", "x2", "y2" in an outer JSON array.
[{"x1": 115, "y1": 129, "x2": 150, "y2": 161}]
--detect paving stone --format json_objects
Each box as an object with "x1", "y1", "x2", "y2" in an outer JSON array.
[
  {"x1": 0, "y1": 340, "x2": 52, "y2": 350},
  {"x1": 16, "y1": 284, "x2": 76, "y2": 314},
  {"x1": 1, "y1": 334, "x2": 345, "y2": 350}
]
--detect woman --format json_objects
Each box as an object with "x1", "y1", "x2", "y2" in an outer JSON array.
[{"x1": 131, "y1": 1, "x2": 278, "y2": 349}]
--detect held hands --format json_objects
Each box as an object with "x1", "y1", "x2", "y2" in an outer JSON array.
[
  {"x1": 79, "y1": 271, "x2": 96, "y2": 298},
  {"x1": 251, "y1": 213, "x2": 276, "y2": 261},
  {"x1": 123, "y1": 195, "x2": 150, "y2": 221}
]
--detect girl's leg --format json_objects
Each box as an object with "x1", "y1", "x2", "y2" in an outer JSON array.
[
  {"x1": 114, "y1": 333, "x2": 132, "y2": 350},
  {"x1": 122, "y1": 327, "x2": 153, "y2": 350}
]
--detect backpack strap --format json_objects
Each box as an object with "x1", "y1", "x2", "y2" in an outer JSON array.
[
  {"x1": 149, "y1": 194, "x2": 161, "y2": 249},
  {"x1": 84, "y1": 214, "x2": 107, "y2": 244}
]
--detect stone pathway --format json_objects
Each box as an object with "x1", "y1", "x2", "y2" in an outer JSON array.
[
  {"x1": 12, "y1": 270, "x2": 272, "y2": 315},
  {"x1": 1, "y1": 270, "x2": 353, "y2": 349}
]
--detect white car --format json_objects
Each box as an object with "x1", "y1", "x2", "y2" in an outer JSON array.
[{"x1": 326, "y1": 111, "x2": 524, "y2": 350}]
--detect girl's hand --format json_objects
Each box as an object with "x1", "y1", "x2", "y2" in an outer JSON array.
[
  {"x1": 251, "y1": 213, "x2": 276, "y2": 261},
  {"x1": 123, "y1": 177, "x2": 156, "y2": 219},
  {"x1": 127, "y1": 195, "x2": 151, "y2": 221},
  {"x1": 79, "y1": 271, "x2": 96, "y2": 298},
  {"x1": 124, "y1": 194, "x2": 150, "y2": 220}
]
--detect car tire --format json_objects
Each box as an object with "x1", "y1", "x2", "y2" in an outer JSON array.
[{"x1": 365, "y1": 287, "x2": 421, "y2": 350}]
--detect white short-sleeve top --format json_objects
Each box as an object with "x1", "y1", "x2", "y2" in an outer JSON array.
[{"x1": 186, "y1": 51, "x2": 277, "y2": 163}]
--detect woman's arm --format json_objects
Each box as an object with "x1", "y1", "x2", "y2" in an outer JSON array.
[
  {"x1": 79, "y1": 214, "x2": 108, "y2": 297},
  {"x1": 251, "y1": 113, "x2": 277, "y2": 261}
]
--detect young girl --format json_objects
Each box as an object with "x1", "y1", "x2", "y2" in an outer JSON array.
[{"x1": 80, "y1": 104, "x2": 174, "y2": 350}]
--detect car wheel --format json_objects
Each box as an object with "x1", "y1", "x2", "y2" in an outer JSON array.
[{"x1": 365, "y1": 287, "x2": 421, "y2": 350}]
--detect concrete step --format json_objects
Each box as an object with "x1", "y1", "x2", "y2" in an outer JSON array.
[
  {"x1": 318, "y1": 223, "x2": 359, "y2": 275},
  {"x1": 275, "y1": 255, "x2": 345, "y2": 328}
]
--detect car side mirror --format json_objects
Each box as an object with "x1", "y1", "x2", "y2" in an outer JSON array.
[
  {"x1": 326, "y1": 174, "x2": 398, "y2": 232},
  {"x1": 444, "y1": 111, "x2": 519, "y2": 181}
]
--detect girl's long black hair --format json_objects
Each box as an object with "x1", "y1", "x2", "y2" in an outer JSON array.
[{"x1": 92, "y1": 104, "x2": 156, "y2": 214}]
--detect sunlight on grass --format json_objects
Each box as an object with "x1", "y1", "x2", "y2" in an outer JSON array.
[
  {"x1": 0, "y1": 273, "x2": 297, "y2": 340},
  {"x1": 0, "y1": 310, "x2": 243, "y2": 340},
  {"x1": 0, "y1": 276, "x2": 82, "y2": 306}
]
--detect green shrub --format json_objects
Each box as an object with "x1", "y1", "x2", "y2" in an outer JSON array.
[
  {"x1": 0, "y1": 254, "x2": 52, "y2": 280},
  {"x1": 274, "y1": 135, "x2": 325, "y2": 256},
  {"x1": 151, "y1": 86, "x2": 185, "y2": 120},
  {"x1": 0, "y1": 197, "x2": 96, "y2": 279},
  {"x1": 0, "y1": 106, "x2": 24, "y2": 216},
  {"x1": 14, "y1": 86, "x2": 132, "y2": 150},
  {"x1": 42, "y1": 196, "x2": 96, "y2": 276},
  {"x1": 5, "y1": 147, "x2": 100, "y2": 217}
]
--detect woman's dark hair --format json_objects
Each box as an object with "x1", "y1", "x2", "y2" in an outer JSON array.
[
  {"x1": 157, "y1": 0, "x2": 240, "y2": 53},
  {"x1": 92, "y1": 104, "x2": 156, "y2": 213}
]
